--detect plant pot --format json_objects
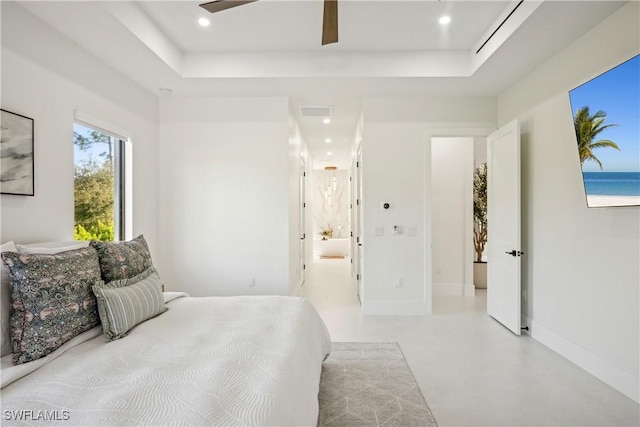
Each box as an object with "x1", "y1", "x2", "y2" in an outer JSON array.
[{"x1": 473, "y1": 262, "x2": 487, "y2": 289}]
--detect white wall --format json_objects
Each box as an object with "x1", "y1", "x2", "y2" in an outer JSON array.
[
  {"x1": 361, "y1": 123, "x2": 425, "y2": 313},
  {"x1": 474, "y1": 137, "x2": 487, "y2": 167},
  {"x1": 360, "y1": 96, "x2": 496, "y2": 315},
  {"x1": 498, "y1": 2, "x2": 639, "y2": 402},
  {"x1": 0, "y1": 3, "x2": 159, "y2": 256},
  {"x1": 431, "y1": 137, "x2": 474, "y2": 296},
  {"x1": 158, "y1": 96, "x2": 291, "y2": 297}
]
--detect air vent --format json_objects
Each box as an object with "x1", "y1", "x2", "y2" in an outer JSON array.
[
  {"x1": 476, "y1": 0, "x2": 524, "y2": 55},
  {"x1": 298, "y1": 105, "x2": 332, "y2": 118}
]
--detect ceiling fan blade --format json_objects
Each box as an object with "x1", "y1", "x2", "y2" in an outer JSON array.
[
  {"x1": 199, "y1": 0, "x2": 257, "y2": 14},
  {"x1": 322, "y1": 0, "x2": 338, "y2": 45}
]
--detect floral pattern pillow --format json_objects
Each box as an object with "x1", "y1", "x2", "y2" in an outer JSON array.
[
  {"x1": 90, "y1": 235, "x2": 153, "y2": 283},
  {"x1": 0, "y1": 247, "x2": 101, "y2": 365}
]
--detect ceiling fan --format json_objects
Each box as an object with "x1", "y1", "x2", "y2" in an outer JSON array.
[{"x1": 199, "y1": 0, "x2": 339, "y2": 45}]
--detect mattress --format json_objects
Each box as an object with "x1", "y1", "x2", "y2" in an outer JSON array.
[{"x1": 0, "y1": 293, "x2": 331, "y2": 426}]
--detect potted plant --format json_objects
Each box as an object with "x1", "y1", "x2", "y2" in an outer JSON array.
[
  {"x1": 473, "y1": 163, "x2": 488, "y2": 288},
  {"x1": 319, "y1": 226, "x2": 333, "y2": 240}
]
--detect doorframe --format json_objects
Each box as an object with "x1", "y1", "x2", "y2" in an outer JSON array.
[
  {"x1": 355, "y1": 146, "x2": 364, "y2": 303},
  {"x1": 298, "y1": 155, "x2": 306, "y2": 287},
  {"x1": 424, "y1": 126, "x2": 495, "y2": 314}
]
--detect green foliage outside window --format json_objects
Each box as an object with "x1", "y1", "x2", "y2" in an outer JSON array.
[
  {"x1": 74, "y1": 129, "x2": 115, "y2": 242},
  {"x1": 74, "y1": 222, "x2": 114, "y2": 241}
]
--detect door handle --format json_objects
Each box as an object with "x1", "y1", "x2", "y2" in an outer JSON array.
[{"x1": 505, "y1": 250, "x2": 524, "y2": 257}]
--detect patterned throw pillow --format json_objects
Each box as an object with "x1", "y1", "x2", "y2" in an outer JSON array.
[
  {"x1": 0, "y1": 247, "x2": 101, "y2": 365},
  {"x1": 92, "y1": 267, "x2": 166, "y2": 341},
  {"x1": 90, "y1": 235, "x2": 153, "y2": 283}
]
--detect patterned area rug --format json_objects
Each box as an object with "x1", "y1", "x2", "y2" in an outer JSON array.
[{"x1": 318, "y1": 343, "x2": 438, "y2": 427}]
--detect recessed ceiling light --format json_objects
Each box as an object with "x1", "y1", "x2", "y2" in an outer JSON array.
[
  {"x1": 439, "y1": 16, "x2": 451, "y2": 25},
  {"x1": 325, "y1": 138, "x2": 332, "y2": 143},
  {"x1": 323, "y1": 118, "x2": 331, "y2": 124},
  {"x1": 327, "y1": 151, "x2": 333, "y2": 156},
  {"x1": 198, "y1": 17, "x2": 210, "y2": 27}
]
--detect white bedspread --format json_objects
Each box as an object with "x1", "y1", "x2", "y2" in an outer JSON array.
[{"x1": 1, "y1": 294, "x2": 331, "y2": 426}]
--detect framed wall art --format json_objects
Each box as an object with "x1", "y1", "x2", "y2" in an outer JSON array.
[{"x1": 1, "y1": 109, "x2": 34, "y2": 196}]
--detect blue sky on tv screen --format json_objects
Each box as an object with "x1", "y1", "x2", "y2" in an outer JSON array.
[{"x1": 569, "y1": 54, "x2": 639, "y2": 173}]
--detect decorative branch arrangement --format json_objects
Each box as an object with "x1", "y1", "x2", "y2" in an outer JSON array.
[{"x1": 473, "y1": 163, "x2": 487, "y2": 262}]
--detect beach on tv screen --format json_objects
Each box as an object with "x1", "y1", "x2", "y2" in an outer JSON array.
[{"x1": 569, "y1": 54, "x2": 640, "y2": 207}]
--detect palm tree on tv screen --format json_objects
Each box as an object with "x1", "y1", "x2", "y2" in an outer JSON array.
[{"x1": 574, "y1": 106, "x2": 620, "y2": 169}]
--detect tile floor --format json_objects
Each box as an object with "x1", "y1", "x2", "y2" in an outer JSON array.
[{"x1": 303, "y1": 258, "x2": 640, "y2": 427}]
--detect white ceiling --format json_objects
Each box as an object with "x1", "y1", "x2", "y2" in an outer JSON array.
[
  {"x1": 138, "y1": 1, "x2": 509, "y2": 52},
  {"x1": 16, "y1": 0, "x2": 628, "y2": 169}
]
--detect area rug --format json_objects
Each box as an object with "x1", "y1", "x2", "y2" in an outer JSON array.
[{"x1": 318, "y1": 342, "x2": 438, "y2": 427}]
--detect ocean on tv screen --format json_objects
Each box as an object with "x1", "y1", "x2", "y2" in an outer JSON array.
[{"x1": 582, "y1": 171, "x2": 640, "y2": 196}]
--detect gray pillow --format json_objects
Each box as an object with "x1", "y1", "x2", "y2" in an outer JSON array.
[
  {"x1": 92, "y1": 267, "x2": 166, "y2": 341},
  {"x1": 1, "y1": 247, "x2": 101, "y2": 365},
  {"x1": 90, "y1": 235, "x2": 153, "y2": 283}
]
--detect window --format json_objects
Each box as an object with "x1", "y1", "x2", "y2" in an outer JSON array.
[{"x1": 73, "y1": 122, "x2": 128, "y2": 241}]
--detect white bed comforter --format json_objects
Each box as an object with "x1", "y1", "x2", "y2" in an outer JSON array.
[{"x1": 0, "y1": 293, "x2": 331, "y2": 426}]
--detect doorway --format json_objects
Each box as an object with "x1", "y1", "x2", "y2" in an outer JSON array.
[
  {"x1": 427, "y1": 123, "x2": 522, "y2": 335},
  {"x1": 302, "y1": 162, "x2": 359, "y2": 311},
  {"x1": 430, "y1": 137, "x2": 475, "y2": 298},
  {"x1": 427, "y1": 131, "x2": 491, "y2": 314}
]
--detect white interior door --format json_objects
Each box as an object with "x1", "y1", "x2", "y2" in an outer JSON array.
[
  {"x1": 299, "y1": 157, "x2": 306, "y2": 286},
  {"x1": 487, "y1": 120, "x2": 522, "y2": 335}
]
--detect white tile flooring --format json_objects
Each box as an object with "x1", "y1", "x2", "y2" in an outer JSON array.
[{"x1": 302, "y1": 258, "x2": 640, "y2": 427}]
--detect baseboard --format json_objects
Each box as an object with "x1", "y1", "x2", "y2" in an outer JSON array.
[
  {"x1": 464, "y1": 283, "x2": 475, "y2": 296},
  {"x1": 530, "y1": 319, "x2": 639, "y2": 403},
  {"x1": 433, "y1": 282, "x2": 475, "y2": 296},
  {"x1": 362, "y1": 300, "x2": 430, "y2": 316}
]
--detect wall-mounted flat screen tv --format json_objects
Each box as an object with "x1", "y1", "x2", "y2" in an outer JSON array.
[{"x1": 568, "y1": 54, "x2": 639, "y2": 208}]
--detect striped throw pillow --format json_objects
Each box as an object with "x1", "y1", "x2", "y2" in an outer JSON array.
[{"x1": 92, "y1": 267, "x2": 166, "y2": 341}]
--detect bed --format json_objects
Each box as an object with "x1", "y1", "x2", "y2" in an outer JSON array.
[{"x1": 0, "y1": 238, "x2": 331, "y2": 426}]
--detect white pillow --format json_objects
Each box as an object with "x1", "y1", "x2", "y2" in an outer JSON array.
[
  {"x1": 17, "y1": 241, "x2": 89, "y2": 254},
  {"x1": 1, "y1": 241, "x2": 18, "y2": 357}
]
